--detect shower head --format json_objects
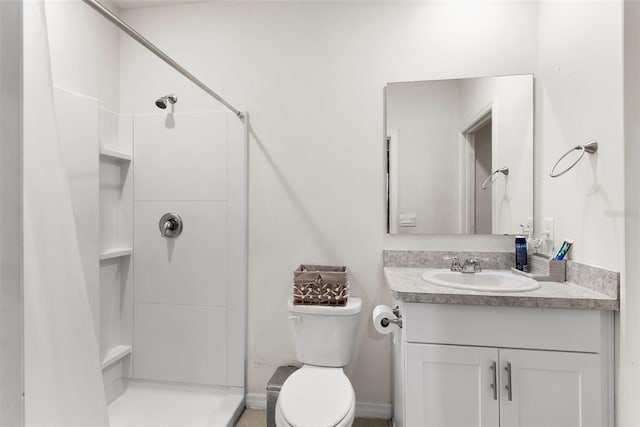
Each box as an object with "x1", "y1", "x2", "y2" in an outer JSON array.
[{"x1": 155, "y1": 94, "x2": 178, "y2": 109}]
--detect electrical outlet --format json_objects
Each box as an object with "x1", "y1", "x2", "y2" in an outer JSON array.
[{"x1": 543, "y1": 218, "x2": 554, "y2": 243}]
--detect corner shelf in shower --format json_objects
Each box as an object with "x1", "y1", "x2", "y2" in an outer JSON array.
[
  {"x1": 99, "y1": 148, "x2": 132, "y2": 162},
  {"x1": 97, "y1": 109, "x2": 134, "y2": 401},
  {"x1": 101, "y1": 344, "x2": 132, "y2": 370},
  {"x1": 100, "y1": 247, "x2": 133, "y2": 261}
]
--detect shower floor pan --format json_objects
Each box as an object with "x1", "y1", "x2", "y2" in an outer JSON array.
[{"x1": 108, "y1": 380, "x2": 244, "y2": 427}]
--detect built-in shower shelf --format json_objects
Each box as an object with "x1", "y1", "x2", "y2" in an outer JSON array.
[
  {"x1": 102, "y1": 345, "x2": 132, "y2": 370},
  {"x1": 100, "y1": 148, "x2": 132, "y2": 162},
  {"x1": 100, "y1": 247, "x2": 133, "y2": 260}
]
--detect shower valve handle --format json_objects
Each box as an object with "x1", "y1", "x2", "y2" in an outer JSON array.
[
  {"x1": 162, "y1": 220, "x2": 176, "y2": 236},
  {"x1": 159, "y1": 212, "x2": 183, "y2": 238}
]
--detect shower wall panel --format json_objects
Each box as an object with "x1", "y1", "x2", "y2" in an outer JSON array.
[
  {"x1": 134, "y1": 201, "x2": 228, "y2": 306},
  {"x1": 134, "y1": 113, "x2": 227, "y2": 201},
  {"x1": 133, "y1": 112, "x2": 245, "y2": 387},
  {"x1": 133, "y1": 303, "x2": 228, "y2": 385}
]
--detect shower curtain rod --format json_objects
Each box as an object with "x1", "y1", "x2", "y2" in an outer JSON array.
[{"x1": 81, "y1": 0, "x2": 244, "y2": 119}]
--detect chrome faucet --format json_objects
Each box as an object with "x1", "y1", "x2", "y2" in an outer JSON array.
[
  {"x1": 444, "y1": 256, "x2": 462, "y2": 272},
  {"x1": 461, "y1": 259, "x2": 482, "y2": 273}
]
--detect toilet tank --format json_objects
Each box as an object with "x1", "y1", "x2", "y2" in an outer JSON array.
[{"x1": 287, "y1": 297, "x2": 362, "y2": 367}]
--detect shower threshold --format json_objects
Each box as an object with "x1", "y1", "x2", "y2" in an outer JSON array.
[{"x1": 108, "y1": 380, "x2": 244, "y2": 427}]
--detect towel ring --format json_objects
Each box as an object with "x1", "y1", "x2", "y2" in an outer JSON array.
[
  {"x1": 481, "y1": 166, "x2": 509, "y2": 190},
  {"x1": 550, "y1": 141, "x2": 598, "y2": 178}
]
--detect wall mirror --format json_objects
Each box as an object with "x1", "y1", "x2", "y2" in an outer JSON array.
[{"x1": 386, "y1": 74, "x2": 533, "y2": 235}]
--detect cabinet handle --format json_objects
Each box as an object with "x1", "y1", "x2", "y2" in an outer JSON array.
[
  {"x1": 504, "y1": 362, "x2": 513, "y2": 401},
  {"x1": 490, "y1": 361, "x2": 497, "y2": 400}
]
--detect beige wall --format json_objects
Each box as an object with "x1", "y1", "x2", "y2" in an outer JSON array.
[{"x1": 536, "y1": 1, "x2": 624, "y2": 271}]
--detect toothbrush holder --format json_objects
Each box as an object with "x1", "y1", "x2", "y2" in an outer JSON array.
[{"x1": 511, "y1": 254, "x2": 566, "y2": 282}]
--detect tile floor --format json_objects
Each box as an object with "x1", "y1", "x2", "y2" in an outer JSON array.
[{"x1": 235, "y1": 408, "x2": 391, "y2": 427}]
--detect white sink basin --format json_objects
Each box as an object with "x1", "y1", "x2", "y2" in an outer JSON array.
[{"x1": 421, "y1": 269, "x2": 541, "y2": 293}]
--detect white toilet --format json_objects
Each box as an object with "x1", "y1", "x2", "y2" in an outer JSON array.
[{"x1": 275, "y1": 297, "x2": 362, "y2": 427}]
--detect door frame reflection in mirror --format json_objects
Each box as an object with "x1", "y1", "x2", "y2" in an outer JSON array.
[{"x1": 461, "y1": 104, "x2": 493, "y2": 234}]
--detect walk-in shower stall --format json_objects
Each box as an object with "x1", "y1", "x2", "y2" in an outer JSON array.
[{"x1": 20, "y1": 1, "x2": 248, "y2": 425}]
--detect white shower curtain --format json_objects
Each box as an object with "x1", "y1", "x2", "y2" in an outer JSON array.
[{"x1": 23, "y1": 1, "x2": 109, "y2": 425}]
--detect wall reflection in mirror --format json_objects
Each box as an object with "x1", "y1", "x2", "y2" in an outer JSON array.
[{"x1": 386, "y1": 74, "x2": 533, "y2": 235}]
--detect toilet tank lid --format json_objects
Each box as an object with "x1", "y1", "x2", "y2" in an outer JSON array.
[{"x1": 287, "y1": 297, "x2": 361, "y2": 316}]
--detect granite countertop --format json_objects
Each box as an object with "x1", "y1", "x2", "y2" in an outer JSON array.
[{"x1": 385, "y1": 267, "x2": 619, "y2": 311}]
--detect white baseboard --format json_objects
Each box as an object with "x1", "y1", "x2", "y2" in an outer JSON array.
[
  {"x1": 245, "y1": 393, "x2": 267, "y2": 409},
  {"x1": 244, "y1": 393, "x2": 392, "y2": 419},
  {"x1": 355, "y1": 401, "x2": 392, "y2": 419}
]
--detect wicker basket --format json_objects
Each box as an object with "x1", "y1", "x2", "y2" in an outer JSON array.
[{"x1": 293, "y1": 264, "x2": 349, "y2": 306}]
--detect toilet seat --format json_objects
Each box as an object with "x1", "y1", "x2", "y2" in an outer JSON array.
[
  {"x1": 276, "y1": 399, "x2": 355, "y2": 427},
  {"x1": 276, "y1": 366, "x2": 355, "y2": 427}
]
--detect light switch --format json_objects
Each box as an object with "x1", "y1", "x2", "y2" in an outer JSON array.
[{"x1": 399, "y1": 213, "x2": 417, "y2": 227}]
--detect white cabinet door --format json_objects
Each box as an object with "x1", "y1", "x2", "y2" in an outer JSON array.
[
  {"x1": 405, "y1": 343, "x2": 500, "y2": 427},
  {"x1": 499, "y1": 349, "x2": 602, "y2": 427}
]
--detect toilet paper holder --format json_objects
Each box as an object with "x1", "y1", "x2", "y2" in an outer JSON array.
[{"x1": 380, "y1": 306, "x2": 402, "y2": 329}]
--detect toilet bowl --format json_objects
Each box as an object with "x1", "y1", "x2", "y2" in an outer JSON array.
[
  {"x1": 275, "y1": 365, "x2": 355, "y2": 427},
  {"x1": 276, "y1": 297, "x2": 361, "y2": 427}
]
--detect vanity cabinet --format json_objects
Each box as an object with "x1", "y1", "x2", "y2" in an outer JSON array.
[
  {"x1": 405, "y1": 344, "x2": 601, "y2": 427},
  {"x1": 393, "y1": 301, "x2": 613, "y2": 427}
]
